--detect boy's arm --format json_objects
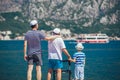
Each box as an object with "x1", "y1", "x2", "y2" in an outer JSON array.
[{"x1": 24, "y1": 40, "x2": 27, "y2": 61}]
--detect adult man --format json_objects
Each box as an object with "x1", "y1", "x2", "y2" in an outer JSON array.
[
  {"x1": 47, "y1": 28, "x2": 71, "y2": 80},
  {"x1": 24, "y1": 20, "x2": 59, "y2": 80}
]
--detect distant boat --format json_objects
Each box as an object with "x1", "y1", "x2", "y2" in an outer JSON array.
[{"x1": 76, "y1": 33, "x2": 109, "y2": 43}]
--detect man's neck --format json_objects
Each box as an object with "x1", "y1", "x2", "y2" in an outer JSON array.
[{"x1": 32, "y1": 28, "x2": 37, "y2": 31}]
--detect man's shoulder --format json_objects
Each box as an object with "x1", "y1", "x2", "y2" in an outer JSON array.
[
  {"x1": 56, "y1": 38, "x2": 65, "y2": 44},
  {"x1": 24, "y1": 31, "x2": 31, "y2": 36},
  {"x1": 36, "y1": 30, "x2": 45, "y2": 35},
  {"x1": 26, "y1": 30, "x2": 32, "y2": 33},
  {"x1": 55, "y1": 37, "x2": 63, "y2": 41},
  {"x1": 26, "y1": 30, "x2": 43, "y2": 34}
]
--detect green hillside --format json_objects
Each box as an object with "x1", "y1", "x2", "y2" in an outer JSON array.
[
  {"x1": 0, "y1": 12, "x2": 28, "y2": 37},
  {"x1": 0, "y1": 12, "x2": 54, "y2": 38},
  {"x1": 0, "y1": 12, "x2": 120, "y2": 38},
  {"x1": 0, "y1": 0, "x2": 120, "y2": 39}
]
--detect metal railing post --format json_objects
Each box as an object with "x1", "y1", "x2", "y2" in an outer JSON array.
[{"x1": 53, "y1": 70, "x2": 56, "y2": 80}]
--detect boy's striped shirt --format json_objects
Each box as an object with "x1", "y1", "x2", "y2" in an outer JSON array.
[{"x1": 73, "y1": 52, "x2": 85, "y2": 66}]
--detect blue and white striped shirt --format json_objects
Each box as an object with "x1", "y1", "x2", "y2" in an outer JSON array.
[{"x1": 73, "y1": 51, "x2": 85, "y2": 67}]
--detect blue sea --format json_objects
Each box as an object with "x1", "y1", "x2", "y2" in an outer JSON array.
[{"x1": 0, "y1": 40, "x2": 120, "y2": 80}]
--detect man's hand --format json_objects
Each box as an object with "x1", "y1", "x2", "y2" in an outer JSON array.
[
  {"x1": 24, "y1": 40, "x2": 27, "y2": 61},
  {"x1": 68, "y1": 58, "x2": 76, "y2": 62},
  {"x1": 68, "y1": 56, "x2": 72, "y2": 61},
  {"x1": 24, "y1": 55, "x2": 27, "y2": 61}
]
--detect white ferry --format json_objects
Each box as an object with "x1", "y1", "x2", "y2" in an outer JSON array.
[{"x1": 76, "y1": 33, "x2": 109, "y2": 43}]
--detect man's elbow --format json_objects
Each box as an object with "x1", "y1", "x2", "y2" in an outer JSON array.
[{"x1": 62, "y1": 48, "x2": 67, "y2": 51}]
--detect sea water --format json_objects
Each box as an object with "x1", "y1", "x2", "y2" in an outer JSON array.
[{"x1": 0, "y1": 40, "x2": 120, "y2": 80}]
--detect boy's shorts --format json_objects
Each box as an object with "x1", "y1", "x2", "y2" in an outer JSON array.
[
  {"x1": 74, "y1": 66, "x2": 84, "y2": 80},
  {"x1": 27, "y1": 53, "x2": 42, "y2": 66},
  {"x1": 48, "y1": 59, "x2": 63, "y2": 70}
]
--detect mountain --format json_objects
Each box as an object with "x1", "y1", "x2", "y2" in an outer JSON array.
[
  {"x1": 0, "y1": 0, "x2": 120, "y2": 38},
  {"x1": 0, "y1": 0, "x2": 23, "y2": 13}
]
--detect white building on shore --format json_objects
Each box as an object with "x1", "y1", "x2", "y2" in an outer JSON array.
[{"x1": 0, "y1": 31, "x2": 12, "y2": 40}]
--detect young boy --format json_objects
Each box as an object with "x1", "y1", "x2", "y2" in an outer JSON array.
[{"x1": 71, "y1": 43, "x2": 86, "y2": 80}]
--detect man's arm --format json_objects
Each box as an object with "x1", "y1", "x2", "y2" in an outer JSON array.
[
  {"x1": 44, "y1": 35, "x2": 61, "y2": 41},
  {"x1": 62, "y1": 48, "x2": 71, "y2": 60},
  {"x1": 24, "y1": 40, "x2": 27, "y2": 61},
  {"x1": 70, "y1": 58, "x2": 76, "y2": 62}
]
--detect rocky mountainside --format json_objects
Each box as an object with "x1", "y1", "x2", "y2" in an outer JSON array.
[
  {"x1": 0, "y1": 0, "x2": 23, "y2": 12},
  {"x1": 23, "y1": 0, "x2": 119, "y2": 25},
  {"x1": 0, "y1": 0, "x2": 120, "y2": 37}
]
